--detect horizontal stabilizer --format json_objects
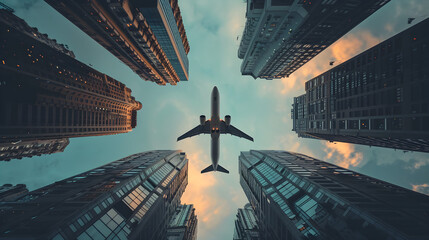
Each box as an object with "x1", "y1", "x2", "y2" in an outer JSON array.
[
  {"x1": 200, "y1": 165, "x2": 229, "y2": 174},
  {"x1": 216, "y1": 164, "x2": 229, "y2": 174},
  {"x1": 201, "y1": 165, "x2": 214, "y2": 174}
]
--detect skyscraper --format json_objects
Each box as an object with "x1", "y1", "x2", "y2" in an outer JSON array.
[
  {"x1": 0, "y1": 139, "x2": 69, "y2": 161},
  {"x1": 239, "y1": 150, "x2": 429, "y2": 240},
  {"x1": 233, "y1": 203, "x2": 260, "y2": 240},
  {"x1": 292, "y1": 18, "x2": 429, "y2": 152},
  {"x1": 0, "y1": 150, "x2": 195, "y2": 240},
  {"x1": 0, "y1": 9, "x2": 142, "y2": 160},
  {"x1": 238, "y1": 0, "x2": 389, "y2": 80},
  {"x1": 0, "y1": 184, "x2": 29, "y2": 202},
  {"x1": 45, "y1": 0, "x2": 190, "y2": 85},
  {"x1": 167, "y1": 204, "x2": 198, "y2": 240}
]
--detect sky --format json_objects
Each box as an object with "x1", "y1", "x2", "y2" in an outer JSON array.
[{"x1": 1, "y1": 0, "x2": 429, "y2": 239}]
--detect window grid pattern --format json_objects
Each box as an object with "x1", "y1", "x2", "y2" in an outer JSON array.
[
  {"x1": 294, "y1": 195, "x2": 322, "y2": 237},
  {"x1": 277, "y1": 181, "x2": 299, "y2": 199},
  {"x1": 255, "y1": 162, "x2": 282, "y2": 185},
  {"x1": 122, "y1": 185, "x2": 149, "y2": 211},
  {"x1": 133, "y1": 193, "x2": 159, "y2": 222},
  {"x1": 161, "y1": 169, "x2": 178, "y2": 187},
  {"x1": 270, "y1": 192, "x2": 296, "y2": 220},
  {"x1": 149, "y1": 163, "x2": 174, "y2": 185},
  {"x1": 250, "y1": 169, "x2": 267, "y2": 187},
  {"x1": 145, "y1": 160, "x2": 164, "y2": 176},
  {"x1": 77, "y1": 209, "x2": 130, "y2": 240}
]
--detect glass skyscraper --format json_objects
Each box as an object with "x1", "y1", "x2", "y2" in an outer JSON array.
[
  {"x1": 0, "y1": 150, "x2": 196, "y2": 240},
  {"x1": 0, "y1": 9, "x2": 142, "y2": 161},
  {"x1": 292, "y1": 18, "x2": 429, "y2": 153},
  {"x1": 45, "y1": 0, "x2": 190, "y2": 85},
  {"x1": 233, "y1": 203, "x2": 260, "y2": 240},
  {"x1": 238, "y1": 150, "x2": 429, "y2": 239},
  {"x1": 137, "y1": 0, "x2": 190, "y2": 83},
  {"x1": 238, "y1": 0, "x2": 389, "y2": 79},
  {"x1": 167, "y1": 204, "x2": 198, "y2": 240}
]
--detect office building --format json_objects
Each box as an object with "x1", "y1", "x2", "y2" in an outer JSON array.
[
  {"x1": 233, "y1": 203, "x2": 260, "y2": 240},
  {"x1": 238, "y1": 0, "x2": 389, "y2": 79},
  {"x1": 292, "y1": 18, "x2": 429, "y2": 152},
  {"x1": 0, "y1": 150, "x2": 195, "y2": 240},
  {"x1": 239, "y1": 150, "x2": 429, "y2": 239},
  {"x1": 0, "y1": 10, "x2": 142, "y2": 159},
  {"x1": 45, "y1": 0, "x2": 190, "y2": 85},
  {"x1": 0, "y1": 139, "x2": 69, "y2": 161},
  {"x1": 167, "y1": 204, "x2": 198, "y2": 240},
  {"x1": 0, "y1": 184, "x2": 29, "y2": 202}
]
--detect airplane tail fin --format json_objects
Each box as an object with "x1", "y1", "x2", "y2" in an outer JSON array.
[
  {"x1": 201, "y1": 165, "x2": 214, "y2": 174},
  {"x1": 200, "y1": 165, "x2": 229, "y2": 174},
  {"x1": 216, "y1": 165, "x2": 229, "y2": 174}
]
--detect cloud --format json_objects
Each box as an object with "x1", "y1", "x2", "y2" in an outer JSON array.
[
  {"x1": 181, "y1": 151, "x2": 218, "y2": 221},
  {"x1": 279, "y1": 30, "x2": 380, "y2": 95},
  {"x1": 411, "y1": 183, "x2": 429, "y2": 195},
  {"x1": 412, "y1": 160, "x2": 429, "y2": 170},
  {"x1": 323, "y1": 142, "x2": 364, "y2": 169},
  {"x1": 180, "y1": 147, "x2": 238, "y2": 240},
  {"x1": 329, "y1": 30, "x2": 380, "y2": 63}
]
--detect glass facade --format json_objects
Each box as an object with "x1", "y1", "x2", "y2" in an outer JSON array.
[
  {"x1": 45, "y1": 0, "x2": 190, "y2": 85},
  {"x1": 233, "y1": 203, "x2": 260, "y2": 240},
  {"x1": 167, "y1": 204, "x2": 198, "y2": 240},
  {"x1": 139, "y1": 0, "x2": 189, "y2": 82},
  {"x1": 239, "y1": 150, "x2": 429, "y2": 240},
  {"x1": 0, "y1": 10, "x2": 142, "y2": 157},
  {"x1": 0, "y1": 139, "x2": 69, "y2": 161},
  {"x1": 0, "y1": 150, "x2": 196, "y2": 240},
  {"x1": 238, "y1": 0, "x2": 390, "y2": 79},
  {"x1": 292, "y1": 18, "x2": 429, "y2": 152}
]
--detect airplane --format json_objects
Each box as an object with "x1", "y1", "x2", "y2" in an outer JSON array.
[{"x1": 177, "y1": 86, "x2": 253, "y2": 174}]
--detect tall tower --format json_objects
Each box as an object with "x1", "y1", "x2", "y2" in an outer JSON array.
[
  {"x1": 0, "y1": 150, "x2": 196, "y2": 240},
  {"x1": 0, "y1": 10, "x2": 142, "y2": 160},
  {"x1": 238, "y1": 150, "x2": 429, "y2": 240},
  {"x1": 0, "y1": 139, "x2": 69, "y2": 161},
  {"x1": 167, "y1": 204, "x2": 198, "y2": 240},
  {"x1": 233, "y1": 203, "x2": 260, "y2": 240},
  {"x1": 0, "y1": 184, "x2": 29, "y2": 202},
  {"x1": 238, "y1": 0, "x2": 389, "y2": 79},
  {"x1": 292, "y1": 18, "x2": 429, "y2": 152},
  {"x1": 45, "y1": 0, "x2": 190, "y2": 85}
]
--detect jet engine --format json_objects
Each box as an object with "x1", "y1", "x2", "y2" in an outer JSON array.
[
  {"x1": 200, "y1": 115, "x2": 206, "y2": 125},
  {"x1": 225, "y1": 115, "x2": 231, "y2": 126}
]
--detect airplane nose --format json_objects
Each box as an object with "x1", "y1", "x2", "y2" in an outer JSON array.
[{"x1": 212, "y1": 86, "x2": 218, "y2": 94}]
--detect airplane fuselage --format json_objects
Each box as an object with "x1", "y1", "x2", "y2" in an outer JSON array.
[
  {"x1": 210, "y1": 87, "x2": 220, "y2": 170},
  {"x1": 177, "y1": 86, "x2": 253, "y2": 174}
]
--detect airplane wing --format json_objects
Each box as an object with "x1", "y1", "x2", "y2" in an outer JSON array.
[
  {"x1": 177, "y1": 121, "x2": 211, "y2": 141},
  {"x1": 220, "y1": 121, "x2": 254, "y2": 142}
]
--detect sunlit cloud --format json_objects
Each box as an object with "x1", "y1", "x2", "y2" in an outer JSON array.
[
  {"x1": 405, "y1": 159, "x2": 429, "y2": 170},
  {"x1": 180, "y1": 144, "x2": 237, "y2": 239},
  {"x1": 181, "y1": 150, "x2": 218, "y2": 221},
  {"x1": 384, "y1": 23, "x2": 394, "y2": 33},
  {"x1": 279, "y1": 30, "x2": 380, "y2": 95},
  {"x1": 330, "y1": 30, "x2": 380, "y2": 63},
  {"x1": 413, "y1": 161, "x2": 428, "y2": 169},
  {"x1": 323, "y1": 142, "x2": 364, "y2": 169},
  {"x1": 411, "y1": 183, "x2": 429, "y2": 195}
]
